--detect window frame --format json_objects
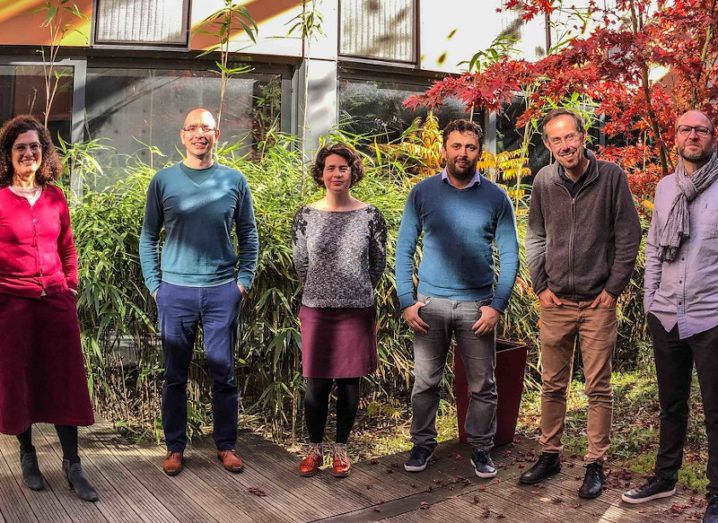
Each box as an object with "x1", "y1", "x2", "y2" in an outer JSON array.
[
  {"x1": 337, "y1": 0, "x2": 420, "y2": 65},
  {"x1": 92, "y1": 0, "x2": 192, "y2": 48}
]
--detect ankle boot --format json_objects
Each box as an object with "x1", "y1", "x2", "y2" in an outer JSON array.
[
  {"x1": 62, "y1": 459, "x2": 98, "y2": 502},
  {"x1": 20, "y1": 449, "x2": 45, "y2": 491},
  {"x1": 519, "y1": 452, "x2": 561, "y2": 485}
]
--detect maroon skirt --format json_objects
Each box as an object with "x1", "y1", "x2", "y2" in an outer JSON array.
[
  {"x1": 0, "y1": 291, "x2": 94, "y2": 435},
  {"x1": 299, "y1": 305, "x2": 378, "y2": 379}
]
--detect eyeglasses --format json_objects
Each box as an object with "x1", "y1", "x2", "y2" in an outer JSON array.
[
  {"x1": 676, "y1": 125, "x2": 712, "y2": 137},
  {"x1": 182, "y1": 125, "x2": 216, "y2": 135},
  {"x1": 547, "y1": 133, "x2": 582, "y2": 147},
  {"x1": 12, "y1": 143, "x2": 41, "y2": 153}
]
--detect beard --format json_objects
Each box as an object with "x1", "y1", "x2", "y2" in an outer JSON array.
[
  {"x1": 679, "y1": 145, "x2": 713, "y2": 164},
  {"x1": 446, "y1": 158, "x2": 477, "y2": 179}
]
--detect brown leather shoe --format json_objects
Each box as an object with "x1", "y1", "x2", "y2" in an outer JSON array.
[
  {"x1": 332, "y1": 444, "x2": 351, "y2": 478},
  {"x1": 163, "y1": 451, "x2": 183, "y2": 476},
  {"x1": 218, "y1": 450, "x2": 244, "y2": 473},
  {"x1": 299, "y1": 444, "x2": 323, "y2": 477}
]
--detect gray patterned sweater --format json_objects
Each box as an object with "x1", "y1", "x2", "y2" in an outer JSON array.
[{"x1": 292, "y1": 205, "x2": 387, "y2": 308}]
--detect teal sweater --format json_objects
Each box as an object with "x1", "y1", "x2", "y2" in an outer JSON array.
[
  {"x1": 139, "y1": 162, "x2": 259, "y2": 294},
  {"x1": 395, "y1": 173, "x2": 519, "y2": 312}
]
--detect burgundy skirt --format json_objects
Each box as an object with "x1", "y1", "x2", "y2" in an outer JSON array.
[
  {"x1": 299, "y1": 305, "x2": 378, "y2": 379},
  {"x1": 0, "y1": 291, "x2": 94, "y2": 435}
]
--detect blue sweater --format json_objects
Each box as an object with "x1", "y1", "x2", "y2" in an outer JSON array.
[
  {"x1": 139, "y1": 162, "x2": 259, "y2": 294},
  {"x1": 395, "y1": 173, "x2": 519, "y2": 312}
]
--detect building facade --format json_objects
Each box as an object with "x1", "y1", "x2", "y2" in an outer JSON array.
[{"x1": 0, "y1": 0, "x2": 549, "y2": 187}]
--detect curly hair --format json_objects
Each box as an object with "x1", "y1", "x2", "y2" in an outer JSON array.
[
  {"x1": 311, "y1": 143, "x2": 365, "y2": 188},
  {"x1": 442, "y1": 119, "x2": 483, "y2": 147},
  {"x1": 0, "y1": 115, "x2": 63, "y2": 187}
]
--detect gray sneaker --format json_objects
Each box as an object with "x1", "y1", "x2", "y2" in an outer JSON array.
[
  {"x1": 471, "y1": 448, "x2": 497, "y2": 478},
  {"x1": 404, "y1": 445, "x2": 434, "y2": 472}
]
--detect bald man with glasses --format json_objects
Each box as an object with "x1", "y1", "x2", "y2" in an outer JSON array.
[{"x1": 140, "y1": 108, "x2": 259, "y2": 477}]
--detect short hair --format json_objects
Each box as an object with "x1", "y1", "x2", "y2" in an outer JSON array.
[
  {"x1": 442, "y1": 119, "x2": 483, "y2": 148},
  {"x1": 0, "y1": 115, "x2": 63, "y2": 187},
  {"x1": 541, "y1": 108, "x2": 586, "y2": 140},
  {"x1": 311, "y1": 143, "x2": 365, "y2": 188}
]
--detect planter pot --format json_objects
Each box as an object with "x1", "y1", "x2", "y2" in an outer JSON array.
[{"x1": 454, "y1": 339, "x2": 527, "y2": 447}]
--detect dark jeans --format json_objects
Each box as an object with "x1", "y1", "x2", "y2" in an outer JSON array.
[
  {"x1": 157, "y1": 281, "x2": 242, "y2": 452},
  {"x1": 649, "y1": 314, "x2": 718, "y2": 493},
  {"x1": 411, "y1": 294, "x2": 496, "y2": 451}
]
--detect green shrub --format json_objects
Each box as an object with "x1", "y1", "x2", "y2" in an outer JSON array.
[{"x1": 68, "y1": 131, "x2": 652, "y2": 441}]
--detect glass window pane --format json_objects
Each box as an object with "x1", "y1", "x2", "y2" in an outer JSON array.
[
  {"x1": 95, "y1": 0, "x2": 189, "y2": 45},
  {"x1": 0, "y1": 65, "x2": 73, "y2": 145},
  {"x1": 338, "y1": 76, "x2": 468, "y2": 142},
  {"x1": 84, "y1": 68, "x2": 281, "y2": 188},
  {"x1": 340, "y1": 0, "x2": 415, "y2": 62}
]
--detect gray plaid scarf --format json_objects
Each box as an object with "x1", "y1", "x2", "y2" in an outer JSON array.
[{"x1": 658, "y1": 152, "x2": 718, "y2": 261}]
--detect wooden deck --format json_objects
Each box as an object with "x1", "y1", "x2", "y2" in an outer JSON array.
[{"x1": 0, "y1": 422, "x2": 705, "y2": 522}]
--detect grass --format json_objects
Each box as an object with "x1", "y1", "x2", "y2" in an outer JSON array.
[{"x1": 517, "y1": 367, "x2": 709, "y2": 491}]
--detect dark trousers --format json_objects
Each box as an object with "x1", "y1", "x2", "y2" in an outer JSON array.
[
  {"x1": 157, "y1": 281, "x2": 242, "y2": 452},
  {"x1": 649, "y1": 314, "x2": 718, "y2": 493}
]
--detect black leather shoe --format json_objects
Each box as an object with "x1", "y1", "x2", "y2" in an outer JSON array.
[
  {"x1": 705, "y1": 493, "x2": 718, "y2": 523},
  {"x1": 62, "y1": 459, "x2": 98, "y2": 502},
  {"x1": 20, "y1": 449, "x2": 45, "y2": 491},
  {"x1": 519, "y1": 452, "x2": 561, "y2": 485},
  {"x1": 579, "y1": 461, "x2": 605, "y2": 499}
]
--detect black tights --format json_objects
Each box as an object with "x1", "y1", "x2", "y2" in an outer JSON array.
[
  {"x1": 304, "y1": 378, "x2": 360, "y2": 444},
  {"x1": 17, "y1": 425, "x2": 80, "y2": 463}
]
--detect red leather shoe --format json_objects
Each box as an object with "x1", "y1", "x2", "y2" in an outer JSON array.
[
  {"x1": 299, "y1": 444, "x2": 322, "y2": 477},
  {"x1": 163, "y1": 451, "x2": 183, "y2": 476},
  {"x1": 218, "y1": 450, "x2": 245, "y2": 473},
  {"x1": 332, "y1": 444, "x2": 351, "y2": 478}
]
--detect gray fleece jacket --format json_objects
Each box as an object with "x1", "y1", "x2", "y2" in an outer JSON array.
[{"x1": 525, "y1": 150, "x2": 641, "y2": 301}]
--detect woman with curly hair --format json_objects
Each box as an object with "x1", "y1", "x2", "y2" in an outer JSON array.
[
  {"x1": 0, "y1": 115, "x2": 97, "y2": 501},
  {"x1": 291, "y1": 143, "x2": 387, "y2": 478}
]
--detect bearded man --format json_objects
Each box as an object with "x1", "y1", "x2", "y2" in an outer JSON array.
[
  {"x1": 622, "y1": 110, "x2": 718, "y2": 523},
  {"x1": 395, "y1": 119, "x2": 519, "y2": 478}
]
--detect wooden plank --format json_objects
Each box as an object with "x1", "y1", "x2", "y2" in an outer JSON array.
[
  {"x1": 34, "y1": 423, "x2": 149, "y2": 523},
  {"x1": 79, "y1": 423, "x2": 179, "y2": 523},
  {"x1": 203, "y1": 432, "x2": 371, "y2": 520},
  {"x1": 0, "y1": 436, "x2": 38, "y2": 523},
  {"x1": 173, "y1": 445, "x2": 294, "y2": 523},
  {"x1": 85, "y1": 426, "x2": 219, "y2": 523},
  {"x1": 0, "y1": 434, "x2": 73, "y2": 523},
  {"x1": 379, "y1": 493, "x2": 556, "y2": 523},
  {"x1": 24, "y1": 425, "x2": 107, "y2": 523}
]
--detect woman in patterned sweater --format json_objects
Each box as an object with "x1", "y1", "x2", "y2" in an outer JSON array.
[{"x1": 292, "y1": 143, "x2": 387, "y2": 478}]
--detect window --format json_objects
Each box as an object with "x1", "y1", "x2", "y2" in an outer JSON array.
[
  {"x1": 84, "y1": 67, "x2": 281, "y2": 188},
  {"x1": 0, "y1": 65, "x2": 73, "y2": 144},
  {"x1": 338, "y1": 75, "x2": 468, "y2": 142},
  {"x1": 340, "y1": 0, "x2": 416, "y2": 63},
  {"x1": 95, "y1": 0, "x2": 190, "y2": 46}
]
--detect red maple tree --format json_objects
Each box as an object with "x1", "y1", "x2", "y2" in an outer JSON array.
[{"x1": 405, "y1": 0, "x2": 718, "y2": 201}]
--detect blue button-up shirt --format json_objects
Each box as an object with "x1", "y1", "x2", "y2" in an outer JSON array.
[
  {"x1": 441, "y1": 168, "x2": 482, "y2": 189},
  {"x1": 644, "y1": 173, "x2": 718, "y2": 339}
]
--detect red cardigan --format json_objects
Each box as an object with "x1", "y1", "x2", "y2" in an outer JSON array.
[{"x1": 0, "y1": 185, "x2": 78, "y2": 297}]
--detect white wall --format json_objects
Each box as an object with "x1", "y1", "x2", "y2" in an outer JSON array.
[{"x1": 419, "y1": 0, "x2": 547, "y2": 73}]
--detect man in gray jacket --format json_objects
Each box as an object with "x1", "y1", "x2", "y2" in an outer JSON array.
[{"x1": 520, "y1": 108, "x2": 641, "y2": 499}]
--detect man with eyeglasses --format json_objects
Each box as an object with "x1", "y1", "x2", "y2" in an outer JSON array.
[
  {"x1": 139, "y1": 108, "x2": 259, "y2": 476},
  {"x1": 622, "y1": 110, "x2": 718, "y2": 522},
  {"x1": 522, "y1": 108, "x2": 641, "y2": 499}
]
